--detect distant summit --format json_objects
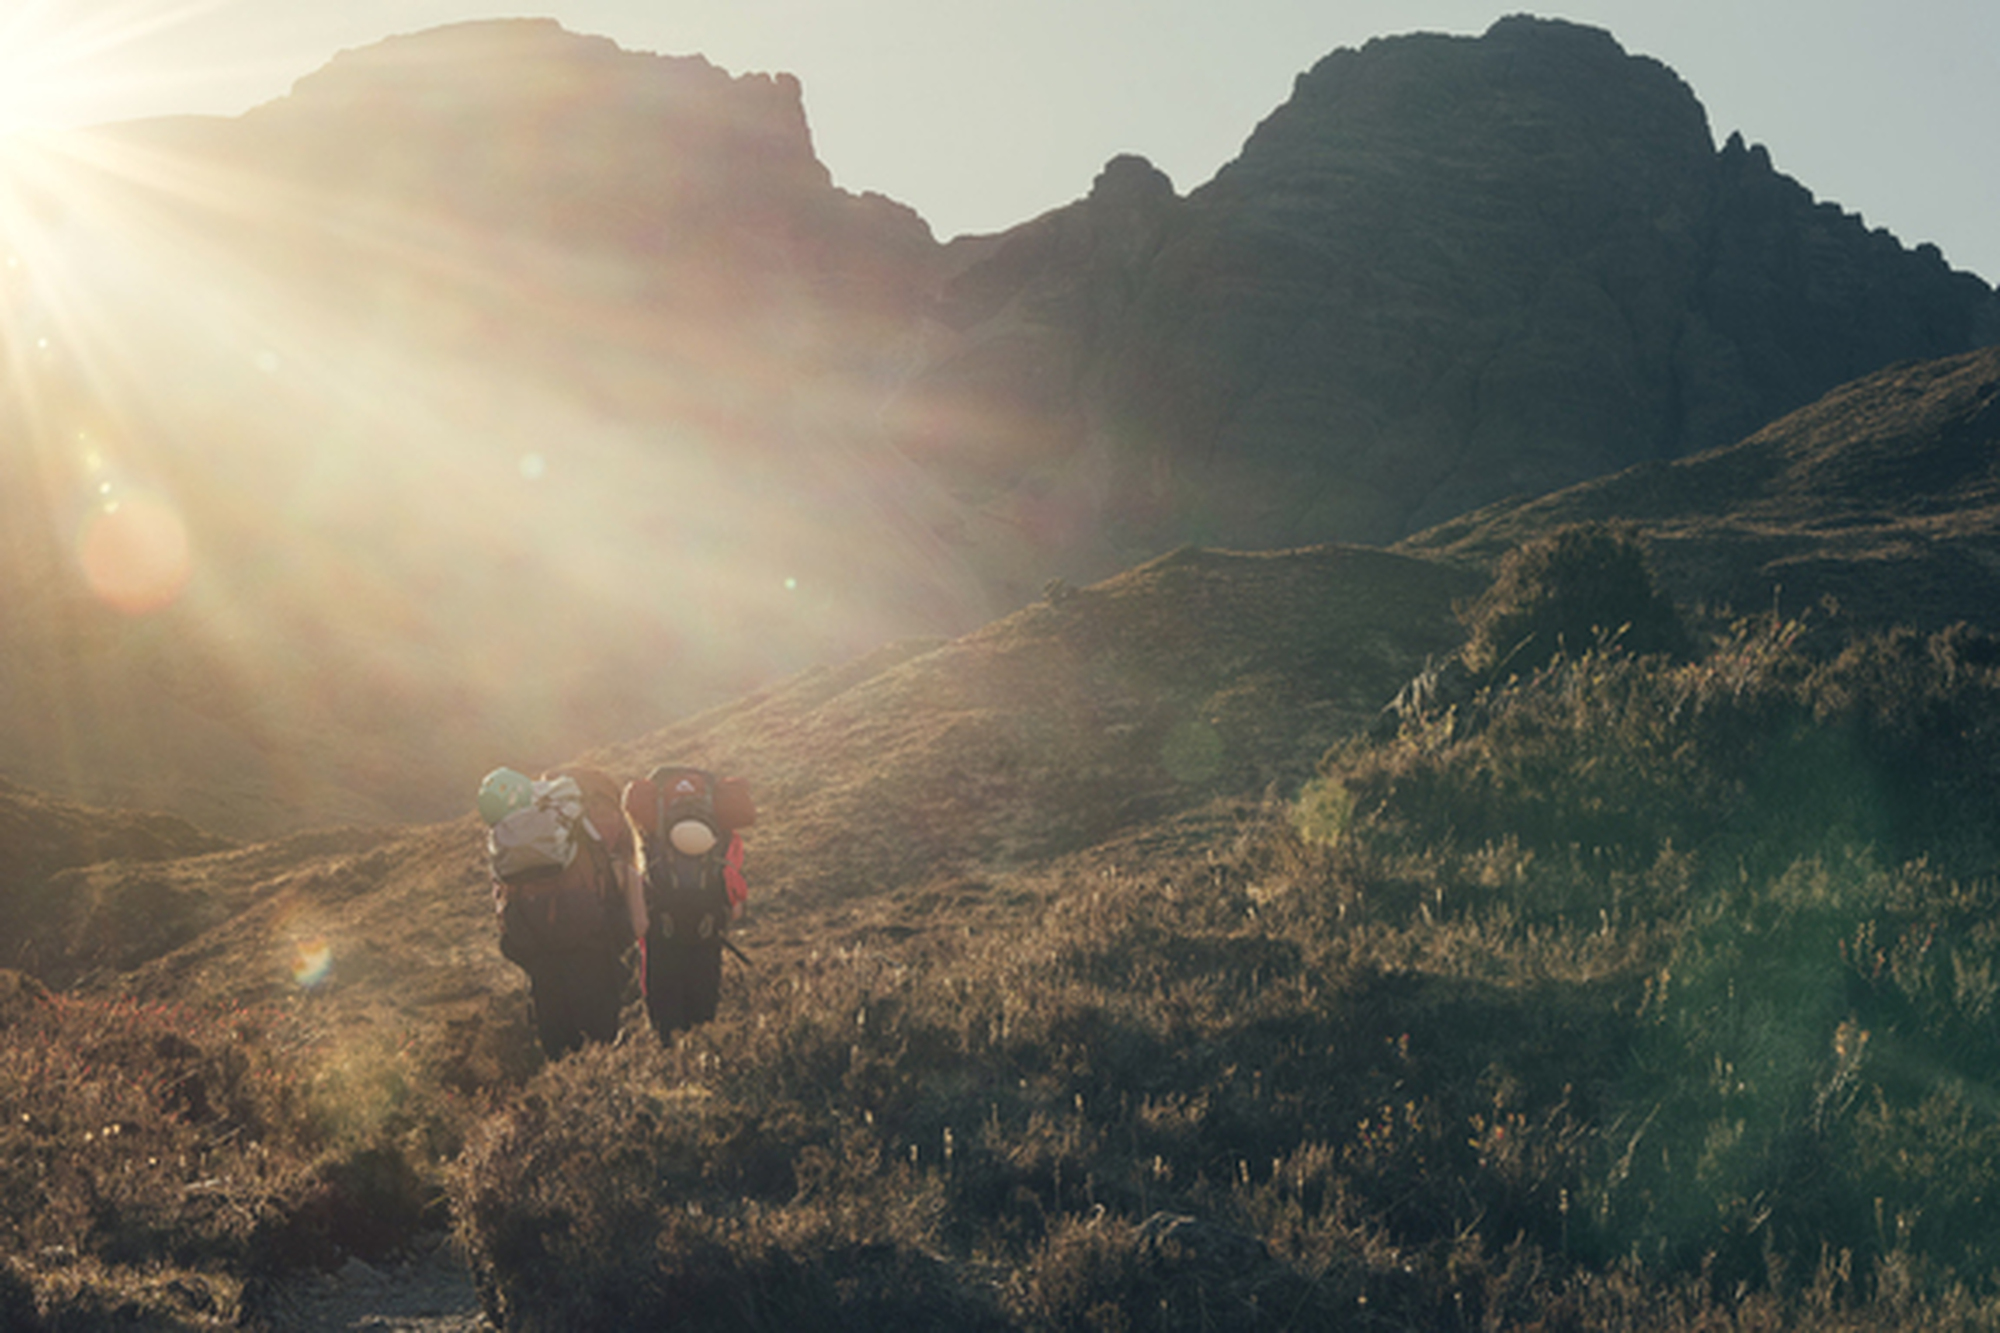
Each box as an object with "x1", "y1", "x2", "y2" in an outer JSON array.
[{"x1": 903, "y1": 15, "x2": 2000, "y2": 568}]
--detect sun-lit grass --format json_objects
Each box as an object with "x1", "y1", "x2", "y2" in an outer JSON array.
[
  {"x1": 0, "y1": 976, "x2": 493, "y2": 1327},
  {"x1": 14, "y1": 520, "x2": 2000, "y2": 1329},
  {"x1": 441, "y1": 611, "x2": 2000, "y2": 1330}
]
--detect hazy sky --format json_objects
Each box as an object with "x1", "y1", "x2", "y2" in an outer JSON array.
[{"x1": 8, "y1": 0, "x2": 1998, "y2": 281}]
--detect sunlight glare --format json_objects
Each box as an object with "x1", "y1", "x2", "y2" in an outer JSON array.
[
  {"x1": 76, "y1": 487, "x2": 192, "y2": 613},
  {"x1": 0, "y1": 0, "x2": 232, "y2": 139},
  {"x1": 289, "y1": 935, "x2": 332, "y2": 989}
]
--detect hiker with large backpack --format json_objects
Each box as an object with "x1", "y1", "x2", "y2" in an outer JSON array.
[
  {"x1": 479, "y1": 763, "x2": 643, "y2": 1057},
  {"x1": 620, "y1": 765, "x2": 756, "y2": 1040}
]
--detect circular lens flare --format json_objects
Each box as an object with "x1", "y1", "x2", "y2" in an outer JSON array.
[
  {"x1": 290, "y1": 936, "x2": 333, "y2": 989},
  {"x1": 76, "y1": 490, "x2": 191, "y2": 613}
]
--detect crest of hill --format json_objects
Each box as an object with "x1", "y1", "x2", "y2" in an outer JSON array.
[
  {"x1": 8, "y1": 544, "x2": 1477, "y2": 1072},
  {"x1": 592, "y1": 544, "x2": 1480, "y2": 914},
  {"x1": 1399, "y1": 343, "x2": 2000, "y2": 631},
  {"x1": 0, "y1": 775, "x2": 231, "y2": 890},
  {"x1": 0, "y1": 777, "x2": 233, "y2": 986}
]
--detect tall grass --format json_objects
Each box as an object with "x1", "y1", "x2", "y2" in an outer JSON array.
[
  {"x1": 0, "y1": 981, "x2": 481, "y2": 1329},
  {"x1": 454, "y1": 615, "x2": 2000, "y2": 1329}
]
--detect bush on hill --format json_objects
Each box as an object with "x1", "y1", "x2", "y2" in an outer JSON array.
[
  {"x1": 0, "y1": 980, "x2": 479, "y2": 1328},
  {"x1": 1459, "y1": 523, "x2": 1693, "y2": 680}
]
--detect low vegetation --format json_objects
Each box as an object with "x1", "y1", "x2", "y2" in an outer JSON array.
[
  {"x1": 442, "y1": 596, "x2": 2000, "y2": 1329},
  {"x1": 13, "y1": 531, "x2": 2000, "y2": 1329},
  {"x1": 0, "y1": 973, "x2": 483, "y2": 1329}
]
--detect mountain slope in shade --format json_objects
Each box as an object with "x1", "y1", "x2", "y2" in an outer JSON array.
[
  {"x1": 905, "y1": 16, "x2": 2000, "y2": 569},
  {"x1": 1399, "y1": 343, "x2": 2000, "y2": 633}
]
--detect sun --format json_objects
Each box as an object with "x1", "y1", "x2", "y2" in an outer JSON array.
[
  {"x1": 0, "y1": 1, "x2": 200, "y2": 140},
  {"x1": 0, "y1": 11, "x2": 94, "y2": 138}
]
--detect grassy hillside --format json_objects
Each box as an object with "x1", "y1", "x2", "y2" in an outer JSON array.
[
  {"x1": 450, "y1": 611, "x2": 2000, "y2": 1331},
  {"x1": 10, "y1": 531, "x2": 2000, "y2": 1327},
  {"x1": 0, "y1": 541, "x2": 1476, "y2": 1325},
  {"x1": 1401, "y1": 343, "x2": 2000, "y2": 634}
]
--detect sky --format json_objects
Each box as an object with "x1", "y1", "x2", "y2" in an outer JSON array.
[{"x1": 3, "y1": 0, "x2": 1997, "y2": 281}]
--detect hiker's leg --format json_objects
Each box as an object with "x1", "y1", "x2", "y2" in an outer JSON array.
[
  {"x1": 529, "y1": 966, "x2": 581, "y2": 1057},
  {"x1": 642, "y1": 931, "x2": 681, "y2": 1040},
  {"x1": 687, "y1": 941, "x2": 723, "y2": 1025},
  {"x1": 645, "y1": 933, "x2": 719, "y2": 1039},
  {"x1": 577, "y1": 947, "x2": 624, "y2": 1045}
]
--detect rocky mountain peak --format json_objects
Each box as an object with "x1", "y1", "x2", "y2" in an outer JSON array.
[
  {"x1": 242, "y1": 17, "x2": 833, "y2": 237},
  {"x1": 7, "y1": 15, "x2": 1999, "y2": 840},
  {"x1": 1088, "y1": 154, "x2": 1176, "y2": 212},
  {"x1": 906, "y1": 13, "x2": 2000, "y2": 568}
]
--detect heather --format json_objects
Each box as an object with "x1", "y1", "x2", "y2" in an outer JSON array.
[{"x1": 445, "y1": 609, "x2": 2000, "y2": 1328}]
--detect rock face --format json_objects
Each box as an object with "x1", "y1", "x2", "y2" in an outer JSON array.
[{"x1": 900, "y1": 16, "x2": 2000, "y2": 570}]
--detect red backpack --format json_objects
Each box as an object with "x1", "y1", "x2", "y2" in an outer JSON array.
[{"x1": 621, "y1": 766, "x2": 755, "y2": 941}]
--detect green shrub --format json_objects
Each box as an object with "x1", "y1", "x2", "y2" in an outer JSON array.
[
  {"x1": 1460, "y1": 523, "x2": 1692, "y2": 680},
  {"x1": 1295, "y1": 616, "x2": 2000, "y2": 1305}
]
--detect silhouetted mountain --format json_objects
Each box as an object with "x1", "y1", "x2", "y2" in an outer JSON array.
[
  {"x1": 908, "y1": 16, "x2": 2000, "y2": 568},
  {"x1": 1, "y1": 15, "x2": 1994, "y2": 838}
]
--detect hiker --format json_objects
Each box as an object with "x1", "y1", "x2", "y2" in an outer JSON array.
[
  {"x1": 620, "y1": 766, "x2": 756, "y2": 1040},
  {"x1": 480, "y1": 763, "x2": 643, "y2": 1057}
]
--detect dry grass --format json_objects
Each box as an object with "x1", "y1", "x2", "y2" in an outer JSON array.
[
  {"x1": 441, "y1": 614, "x2": 2000, "y2": 1329},
  {"x1": 13, "y1": 544, "x2": 2000, "y2": 1328}
]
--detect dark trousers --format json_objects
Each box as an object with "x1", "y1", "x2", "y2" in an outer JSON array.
[
  {"x1": 643, "y1": 932, "x2": 722, "y2": 1040},
  {"x1": 525, "y1": 949, "x2": 624, "y2": 1057}
]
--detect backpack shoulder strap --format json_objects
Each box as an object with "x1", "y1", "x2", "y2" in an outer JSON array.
[{"x1": 579, "y1": 816, "x2": 618, "y2": 886}]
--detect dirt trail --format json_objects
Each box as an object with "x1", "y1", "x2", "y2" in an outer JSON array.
[{"x1": 256, "y1": 1236, "x2": 490, "y2": 1332}]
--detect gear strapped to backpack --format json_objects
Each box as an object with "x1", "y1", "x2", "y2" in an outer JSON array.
[
  {"x1": 480, "y1": 770, "x2": 619, "y2": 959},
  {"x1": 485, "y1": 773, "x2": 584, "y2": 883},
  {"x1": 621, "y1": 766, "x2": 755, "y2": 945}
]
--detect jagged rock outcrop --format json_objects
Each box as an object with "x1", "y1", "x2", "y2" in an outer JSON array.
[
  {"x1": 115, "y1": 18, "x2": 939, "y2": 389},
  {"x1": 900, "y1": 16, "x2": 2000, "y2": 570}
]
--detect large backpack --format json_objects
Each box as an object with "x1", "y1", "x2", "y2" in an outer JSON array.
[
  {"x1": 622, "y1": 766, "x2": 755, "y2": 944},
  {"x1": 485, "y1": 774, "x2": 616, "y2": 960},
  {"x1": 486, "y1": 775, "x2": 584, "y2": 882}
]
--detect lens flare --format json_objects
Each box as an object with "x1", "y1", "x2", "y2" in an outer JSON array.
[
  {"x1": 76, "y1": 489, "x2": 191, "y2": 613},
  {"x1": 289, "y1": 936, "x2": 332, "y2": 989}
]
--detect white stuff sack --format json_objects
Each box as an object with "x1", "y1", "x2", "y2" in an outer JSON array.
[{"x1": 487, "y1": 776, "x2": 584, "y2": 882}]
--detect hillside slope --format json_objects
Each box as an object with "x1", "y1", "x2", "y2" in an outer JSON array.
[
  {"x1": 1401, "y1": 342, "x2": 2000, "y2": 631},
  {"x1": 9, "y1": 543, "x2": 1471, "y2": 1016},
  {"x1": 589, "y1": 544, "x2": 1478, "y2": 917}
]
